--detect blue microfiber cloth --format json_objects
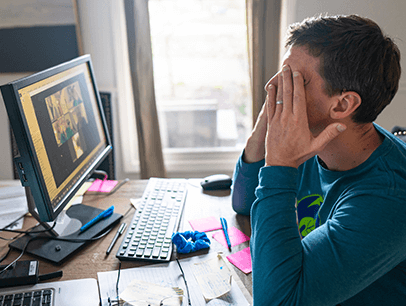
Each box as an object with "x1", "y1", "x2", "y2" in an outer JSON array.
[{"x1": 172, "y1": 231, "x2": 211, "y2": 253}]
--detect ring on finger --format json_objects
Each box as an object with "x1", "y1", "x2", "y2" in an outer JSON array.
[{"x1": 276, "y1": 100, "x2": 283, "y2": 105}]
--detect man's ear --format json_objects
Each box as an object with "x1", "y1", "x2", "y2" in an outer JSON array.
[{"x1": 330, "y1": 91, "x2": 361, "y2": 120}]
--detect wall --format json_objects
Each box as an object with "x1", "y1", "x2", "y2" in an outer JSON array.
[{"x1": 284, "y1": 0, "x2": 406, "y2": 131}]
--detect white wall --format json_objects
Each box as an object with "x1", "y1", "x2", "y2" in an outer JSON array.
[
  {"x1": 283, "y1": 0, "x2": 406, "y2": 131},
  {"x1": 1, "y1": 0, "x2": 406, "y2": 180}
]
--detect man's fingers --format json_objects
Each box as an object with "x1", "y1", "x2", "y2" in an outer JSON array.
[
  {"x1": 292, "y1": 71, "x2": 305, "y2": 114},
  {"x1": 256, "y1": 99, "x2": 267, "y2": 123},
  {"x1": 282, "y1": 65, "x2": 293, "y2": 113},
  {"x1": 313, "y1": 123, "x2": 347, "y2": 151},
  {"x1": 265, "y1": 84, "x2": 276, "y2": 120},
  {"x1": 275, "y1": 72, "x2": 283, "y2": 112}
]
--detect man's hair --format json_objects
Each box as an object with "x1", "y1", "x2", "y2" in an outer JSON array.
[{"x1": 286, "y1": 14, "x2": 401, "y2": 123}]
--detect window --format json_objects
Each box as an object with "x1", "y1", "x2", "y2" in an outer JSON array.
[{"x1": 148, "y1": 0, "x2": 252, "y2": 176}]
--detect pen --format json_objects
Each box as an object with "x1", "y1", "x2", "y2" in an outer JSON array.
[
  {"x1": 106, "y1": 222, "x2": 127, "y2": 255},
  {"x1": 80, "y1": 205, "x2": 114, "y2": 233},
  {"x1": 220, "y1": 217, "x2": 232, "y2": 251}
]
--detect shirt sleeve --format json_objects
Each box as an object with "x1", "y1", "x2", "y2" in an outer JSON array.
[
  {"x1": 251, "y1": 166, "x2": 406, "y2": 306},
  {"x1": 231, "y1": 151, "x2": 264, "y2": 215}
]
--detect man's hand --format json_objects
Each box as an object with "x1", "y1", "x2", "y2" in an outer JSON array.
[
  {"x1": 243, "y1": 85, "x2": 276, "y2": 163},
  {"x1": 265, "y1": 65, "x2": 346, "y2": 168}
]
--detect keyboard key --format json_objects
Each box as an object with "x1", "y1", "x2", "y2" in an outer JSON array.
[{"x1": 144, "y1": 248, "x2": 152, "y2": 257}]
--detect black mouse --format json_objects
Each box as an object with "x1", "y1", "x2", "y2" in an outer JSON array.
[{"x1": 200, "y1": 174, "x2": 232, "y2": 190}]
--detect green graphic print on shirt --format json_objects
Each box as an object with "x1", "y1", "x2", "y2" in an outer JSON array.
[{"x1": 296, "y1": 194, "x2": 323, "y2": 238}]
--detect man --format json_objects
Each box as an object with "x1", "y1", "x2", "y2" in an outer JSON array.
[{"x1": 231, "y1": 14, "x2": 405, "y2": 305}]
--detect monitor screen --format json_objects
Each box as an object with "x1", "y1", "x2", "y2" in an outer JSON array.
[{"x1": 1, "y1": 55, "x2": 112, "y2": 222}]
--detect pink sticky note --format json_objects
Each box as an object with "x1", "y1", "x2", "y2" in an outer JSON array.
[
  {"x1": 189, "y1": 216, "x2": 222, "y2": 232},
  {"x1": 227, "y1": 247, "x2": 252, "y2": 274},
  {"x1": 212, "y1": 226, "x2": 250, "y2": 248},
  {"x1": 87, "y1": 179, "x2": 118, "y2": 193}
]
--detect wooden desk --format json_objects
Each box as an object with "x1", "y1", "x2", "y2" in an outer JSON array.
[{"x1": 0, "y1": 179, "x2": 252, "y2": 301}]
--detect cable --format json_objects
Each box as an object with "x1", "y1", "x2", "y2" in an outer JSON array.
[
  {"x1": 176, "y1": 258, "x2": 192, "y2": 306},
  {"x1": 122, "y1": 204, "x2": 135, "y2": 219},
  {"x1": 0, "y1": 248, "x2": 11, "y2": 265},
  {"x1": 14, "y1": 225, "x2": 114, "y2": 245},
  {"x1": 0, "y1": 219, "x2": 57, "y2": 249},
  {"x1": 0, "y1": 199, "x2": 132, "y2": 274},
  {"x1": 0, "y1": 235, "x2": 37, "y2": 276},
  {"x1": 116, "y1": 262, "x2": 121, "y2": 301},
  {"x1": 0, "y1": 220, "x2": 57, "y2": 234},
  {"x1": 0, "y1": 225, "x2": 114, "y2": 275},
  {"x1": 0, "y1": 231, "x2": 25, "y2": 242},
  {"x1": 42, "y1": 226, "x2": 114, "y2": 243},
  {"x1": 92, "y1": 170, "x2": 108, "y2": 180}
]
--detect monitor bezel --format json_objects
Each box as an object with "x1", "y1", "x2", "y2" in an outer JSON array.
[{"x1": 1, "y1": 55, "x2": 112, "y2": 222}]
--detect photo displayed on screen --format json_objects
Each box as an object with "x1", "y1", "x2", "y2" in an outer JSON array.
[
  {"x1": 30, "y1": 73, "x2": 103, "y2": 190},
  {"x1": 45, "y1": 82, "x2": 88, "y2": 160}
]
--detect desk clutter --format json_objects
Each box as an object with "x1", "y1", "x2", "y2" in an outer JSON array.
[
  {"x1": 189, "y1": 216, "x2": 252, "y2": 274},
  {"x1": 98, "y1": 253, "x2": 250, "y2": 306},
  {"x1": 0, "y1": 177, "x2": 252, "y2": 305}
]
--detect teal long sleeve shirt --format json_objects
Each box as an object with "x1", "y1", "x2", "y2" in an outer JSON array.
[{"x1": 232, "y1": 124, "x2": 406, "y2": 305}]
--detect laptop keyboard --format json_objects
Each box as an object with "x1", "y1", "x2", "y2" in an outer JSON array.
[
  {"x1": 0, "y1": 289, "x2": 53, "y2": 306},
  {"x1": 116, "y1": 178, "x2": 187, "y2": 262}
]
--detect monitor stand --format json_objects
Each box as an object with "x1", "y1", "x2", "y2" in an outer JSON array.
[
  {"x1": 26, "y1": 209, "x2": 82, "y2": 238},
  {"x1": 9, "y1": 188, "x2": 123, "y2": 265}
]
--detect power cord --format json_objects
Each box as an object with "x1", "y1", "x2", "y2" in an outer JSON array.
[
  {"x1": 0, "y1": 220, "x2": 58, "y2": 265},
  {"x1": 0, "y1": 221, "x2": 57, "y2": 235},
  {"x1": 0, "y1": 202, "x2": 135, "y2": 276},
  {"x1": 0, "y1": 226, "x2": 114, "y2": 276}
]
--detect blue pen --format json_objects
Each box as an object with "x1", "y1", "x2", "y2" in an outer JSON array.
[
  {"x1": 220, "y1": 217, "x2": 232, "y2": 251},
  {"x1": 80, "y1": 206, "x2": 114, "y2": 232}
]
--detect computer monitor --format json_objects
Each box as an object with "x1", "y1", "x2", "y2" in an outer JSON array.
[{"x1": 1, "y1": 55, "x2": 122, "y2": 263}]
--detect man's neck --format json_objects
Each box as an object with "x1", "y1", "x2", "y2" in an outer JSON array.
[{"x1": 318, "y1": 123, "x2": 383, "y2": 171}]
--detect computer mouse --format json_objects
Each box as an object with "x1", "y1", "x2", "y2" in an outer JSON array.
[{"x1": 200, "y1": 174, "x2": 232, "y2": 190}]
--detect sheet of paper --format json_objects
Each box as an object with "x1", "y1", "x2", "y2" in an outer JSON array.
[
  {"x1": 192, "y1": 254, "x2": 232, "y2": 300},
  {"x1": 97, "y1": 254, "x2": 250, "y2": 306},
  {"x1": 87, "y1": 179, "x2": 118, "y2": 193},
  {"x1": 120, "y1": 279, "x2": 182, "y2": 306},
  {"x1": 227, "y1": 247, "x2": 252, "y2": 274},
  {"x1": 189, "y1": 216, "x2": 222, "y2": 232},
  {"x1": 0, "y1": 208, "x2": 26, "y2": 230},
  {"x1": 0, "y1": 196, "x2": 27, "y2": 214},
  {"x1": 212, "y1": 226, "x2": 250, "y2": 248},
  {"x1": 0, "y1": 186, "x2": 28, "y2": 230},
  {"x1": 76, "y1": 181, "x2": 93, "y2": 196},
  {"x1": 0, "y1": 185, "x2": 25, "y2": 199}
]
